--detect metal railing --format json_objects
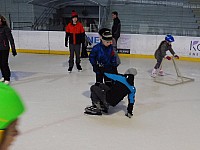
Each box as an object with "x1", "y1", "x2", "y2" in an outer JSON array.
[
  {"x1": 12, "y1": 21, "x2": 33, "y2": 30},
  {"x1": 32, "y1": 5, "x2": 55, "y2": 30},
  {"x1": 122, "y1": 25, "x2": 200, "y2": 36},
  {"x1": 111, "y1": 0, "x2": 200, "y2": 8}
]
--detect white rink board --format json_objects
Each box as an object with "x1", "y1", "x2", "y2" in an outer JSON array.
[
  {"x1": 48, "y1": 31, "x2": 67, "y2": 51},
  {"x1": 130, "y1": 34, "x2": 158, "y2": 55},
  {"x1": 14, "y1": 30, "x2": 50, "y2": 50},
  {"x1": 12, "y1": 30, "x2": 200, "y2": 58}
]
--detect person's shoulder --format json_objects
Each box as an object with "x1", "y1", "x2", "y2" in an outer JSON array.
[
  {"x1": 92, "y1": 43, "x2": 101, "y2": 49},
  {"x1": 77, "y1": 21, "x2": 83, "y2": 25},
  {"x1": 0, "y1": 24, "x2": 8, "y2": 27},
  {"x1": 4, "y1": 26, "x2": 11, "y2": 32},
  {"x1": 77, "y1": 22, "x2": 84, "y2": 27},
  {"x1": 109, "y1": 44, "x2": 114, "y2": 49},
  {"x1": 160, "y1": 40, "x2": 167, "y2": 46},
  {"x1": 66, "y1": 22, "x2": 71, "y2": 27},
  {"x1": 114, "y1": 17, "x2": 120, "y2": 23},
  {"x1": 117, "y1": 17, "x2": 121, "y2": 22}
]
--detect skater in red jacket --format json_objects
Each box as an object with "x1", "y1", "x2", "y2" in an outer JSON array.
[{"x1": 65, "y1": 10, "x2": 85, "y2": 72}]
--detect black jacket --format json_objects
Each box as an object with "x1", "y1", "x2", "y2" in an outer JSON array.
[
  {"x1": 0, "y1": 25, "x2": 15, "y2": 51},
  {"x1": 105, "y1": 73, "x2": 136, "y2": 107},
  {"x1": 106, "y1": 81, "x2": 130, "y2": 106},
  {"x1": 112, "y1": 17, "x2": 121, "y2": 40}
]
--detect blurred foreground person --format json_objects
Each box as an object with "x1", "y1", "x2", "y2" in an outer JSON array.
[{"x1": 0, "y1": 83, "x2": 25, "y2": 150}]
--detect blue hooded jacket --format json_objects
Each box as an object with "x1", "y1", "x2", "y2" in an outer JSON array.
[{"x1": 89, "y1": 42, "x2": 117, "y2": 68}]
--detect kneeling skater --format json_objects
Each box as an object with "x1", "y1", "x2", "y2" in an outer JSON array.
[{"x1": 84, "y1": 68, "x2": 137, "y2": 118}]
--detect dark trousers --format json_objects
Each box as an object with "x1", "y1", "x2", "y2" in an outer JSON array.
[
  {"x1": 0, "y1": 50, "x2": 11, "y2": 81},
  {"x1": 154, "y1": 57, "x2": 163, "y2": 69},
  {"x1": 90, "y1": 84, "x2": 110, "y2": 109},
  {"x1": 96, "y1": 67, "x2": 118, "y2": 87},
  {"x1": 69, "y1": 44, "x2": 81, "y2": 68},
  {"x1": 114, "y1": 37, "x2": 119, "y2": 44}
]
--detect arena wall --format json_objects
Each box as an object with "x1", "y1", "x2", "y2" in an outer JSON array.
[{"x1": 12, "y1": 30, "x2": 200, "y2": 62}]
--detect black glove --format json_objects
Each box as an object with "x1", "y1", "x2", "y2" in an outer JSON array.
[
  {"x1": 12, "y1": 49, "x2": 17, "y2": 56},
  {"x1": 125, "y1": 103, "x2": 134, "y2": 118}
]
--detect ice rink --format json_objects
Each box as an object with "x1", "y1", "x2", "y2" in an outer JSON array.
[{"x1": 8, "y1": 53, "x2": 200, "y2": 150}]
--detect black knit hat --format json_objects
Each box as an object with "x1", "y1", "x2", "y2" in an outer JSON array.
[
  {"x1": 101, "y1": 30, "x2": 112, "y2": 41},
  {"x1": 98, "y1": 28, "x2": 111, "y2": 36}
]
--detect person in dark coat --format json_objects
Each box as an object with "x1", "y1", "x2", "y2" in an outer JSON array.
[
  {"x1": 81, "y1": 34, "x2": 92, "y2": 58},
  {"x1": 111, "y1": 11, "x2": 121, "y2": 44},
  {"x1": 84, "y1": 68, "x2": 137, "y2": 118},
  {"x1": 0, "y1": 15, "x2": 17, "y2": 85}
]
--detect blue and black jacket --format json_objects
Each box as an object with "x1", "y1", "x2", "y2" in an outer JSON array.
[
  {"x1": 104, "y1": 73, "x2": 136, "y2": 107},
  {"x1": 89, "y1": 42, "x2": 117, "y2": 69}
]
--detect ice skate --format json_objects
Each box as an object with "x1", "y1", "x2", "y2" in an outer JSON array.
[
  {"x1": 77, "y1": 65, "x2": 82, "y2": 72},
  {"x1": 68, "y1": 67, "x2": 73, "y2": 73},
  {"x1": 4, "y1": 80, "x2": 10, "y2": 85},
  {"x1": 151, "y1": 69, "x2": 157, "y2": 78},
  {"x1": 125, "y1": 112, "x2": 133, "y2": 118},
  {"x1": 84, "y1": 105, "x2": 102, "y2": 115},
  {"x1": 100, "y1": 102, "x2": 109, "y2": 113},
  {"x1": 101, "y1": 106, "x2": 108, "y2": 113},
  {"x1": 158, "y1": 70, "x2": 165, "y2": 76},
  {"x1": 0, "y1": 77, "x2": 4, "y2": 82}
]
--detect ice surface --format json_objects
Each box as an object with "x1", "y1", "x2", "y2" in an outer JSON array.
[{"x1": 7, "y1": 53, "x2": 200, "y2": 150}]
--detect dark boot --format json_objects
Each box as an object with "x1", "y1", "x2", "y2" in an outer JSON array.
[
  {"x1": 68, "y1": 67, "x2": 73, "y2": 73},
  {"x1": 84, "y1": 105, "x2": 102, "y2": 115},
  {"x1": 77, "y1": 65, "x2": 82, "y2": 72}
]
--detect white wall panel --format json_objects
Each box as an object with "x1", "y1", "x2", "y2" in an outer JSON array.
[
  {"x1": 131, "y1": 34, "x2": 159, "y2": 55},
  {"x1": 48, "y1": 31, "x2": 68, "y2": 51},
  {"x1": 12, "y1": 30, "x2": 200, "y2": 58},
  {"x1": 17, "y1": 31, "x2": 49, "y2": 50},
  {"x1": 12, "y1": 30, "x2": 20, "y2": 49}
]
